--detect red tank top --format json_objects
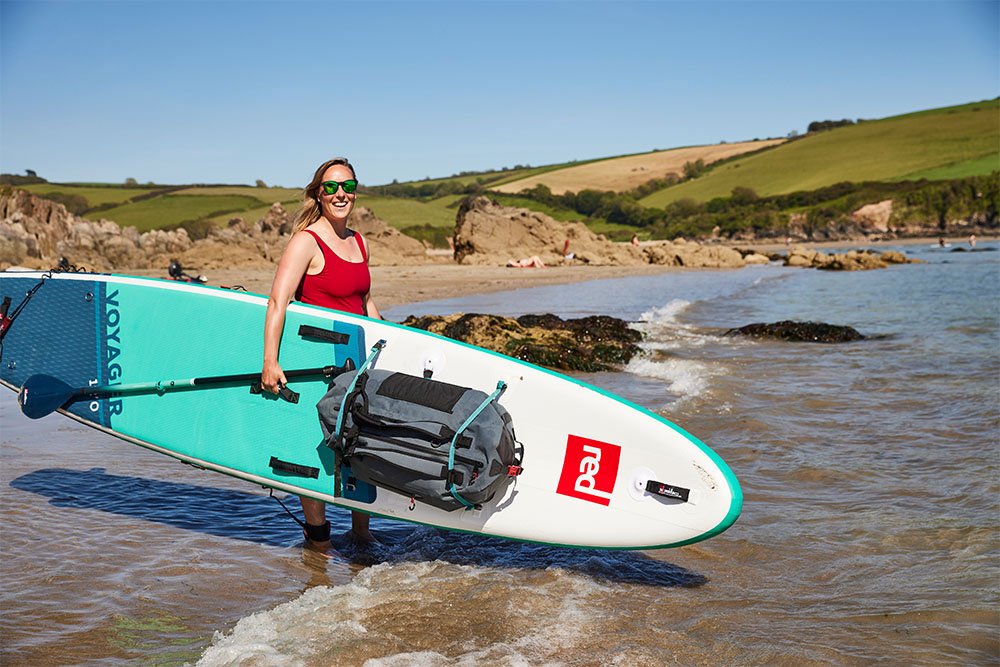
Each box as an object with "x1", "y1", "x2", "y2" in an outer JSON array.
[{"x1": 295, "y1": 229, "x2": 371, "y2": 315}]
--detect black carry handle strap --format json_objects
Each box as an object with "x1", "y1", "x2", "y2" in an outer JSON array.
[
  {"x1": 249, "y1": 359, "x2": 356, "y2": 403},
  {"x1": 249, "y1": 382, "x2": 300, "y2": 403},
  {"x1": 299, "y1": 325, "x2": 350, "y2": 345},
  {"x1": 268, "y1": 456, "x2": 320, "y2": 479}
]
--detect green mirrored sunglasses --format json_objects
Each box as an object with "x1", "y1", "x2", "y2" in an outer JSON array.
[{"x1": 321, "y1": 179, "x2": 358, "y2": 195}]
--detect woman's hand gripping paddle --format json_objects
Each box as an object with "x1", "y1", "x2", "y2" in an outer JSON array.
[{"x1": 17, "y1": 359, "x2": 355, "y2": 420}]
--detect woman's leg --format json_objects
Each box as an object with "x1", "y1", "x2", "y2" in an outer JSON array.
[
  {"x1": 300, "y1": 496, "x2": 330, "y2": 544},
  {"x1": 351, "y1": 511, "x2": 375, "y2": 543}
]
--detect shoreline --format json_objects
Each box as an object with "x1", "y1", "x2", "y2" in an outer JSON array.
[
  {"x1": 123, "y1": 234, "x2": 993, "y2": 312},
  {"x1": 717, "y1": 234, "x2": 994, "y2": 254},
  {"x1": 137, "y1": 263, "x2": 679, "y2": 311}
]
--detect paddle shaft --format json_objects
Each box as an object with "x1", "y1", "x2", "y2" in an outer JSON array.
[{"x1": 73, "y1": 364, "x2": 349, "y2": 399}]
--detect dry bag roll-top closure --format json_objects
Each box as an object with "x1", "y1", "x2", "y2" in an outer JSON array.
[{"x1": 317, "y1": 343, "x2": 523, "y2": 511}]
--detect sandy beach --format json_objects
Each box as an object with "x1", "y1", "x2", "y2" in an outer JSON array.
[
  {"x1": 131, "y1": 263, "x2": 677, "y2": 311},
  {"x1": 126, "y1": 235, "x2": 994, "y2": 311}
]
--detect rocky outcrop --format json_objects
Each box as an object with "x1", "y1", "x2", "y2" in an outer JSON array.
[
  {"x1": 453, "y1": 196, "x2": 747, "y2": 268},
  {"x1": 0, "y1": 189, "x2": 433, "y2": 271},
  {"x1": 851, "y1": 200, "x2": 893, "y2": 234},
  {"x1": 784, "y1": 246, "x2": 919, "y2": 270},
  {"x1": 454, "y1": 196, "x2": 644, "y2": 266},
  {"x1": 401, "y1": 312, "x2": 643, "y2": 371},
  {"x1": 643, "y1": 238, "x2": 746, "y2": 268},
  {"x1": 725, "y1": 321, "x2": 866, "y2": 343},
  {"x1": 350, "y1": 207, "x2": 429, "y2": 265},
  {"x1": 0, "y1": 188, "x2": 192, "y2": 270}
]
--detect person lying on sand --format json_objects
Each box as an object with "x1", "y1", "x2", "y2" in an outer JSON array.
[{"x1": 507, "y1": 256, "x2": 546, "y2": 268}]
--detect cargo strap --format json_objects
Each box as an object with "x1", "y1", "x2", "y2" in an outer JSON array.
[
  {"x1": 448, "y1": 380, "x2": 507, "y2": 509},
  {"x1": 333, "y1": 340, "x2": 385, "y2": 448},
  {"x1": 328, "y1": 341, "x2": 383, "y2": 498}
]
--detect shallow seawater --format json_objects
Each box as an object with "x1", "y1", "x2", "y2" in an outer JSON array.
[{"x1": 2, "y1": 242, "x2": 998, "y2": 665}]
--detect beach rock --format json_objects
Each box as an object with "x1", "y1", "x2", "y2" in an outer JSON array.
[
  {"x1": 646, "y1": 240, "x2": 745, "y2": 268},
  {"x1": 257, "y1": 202, "x2": 290, "y2": 234},
  {"x1": 453, "y1": 196, "x2": 644, "y2": 266},
  {"x1": 725, "y1": 320, "x2": 866, "y2": 343},
  {"x1": 784, "y1": 246, "x2": 920, "y2": 270},
  {"x1": 401, "y1": 312, "x2": 643, "y2": 371},
  {"x1": 227, "y1": 217, "x2": 250, "y2": 233},
  {"x1": 742, "y1": 252, "x2": 772, "y2": 265},
  {"x1": 350, "y1": 206, "x2": 429, "y2": 266},
  {"x1": 1, "y1": 188, "x2": 76, "y2": 260},
  {"x1": 0, "y1": 188, "x2": 435, "y2": 273},
  {"x1": 0, "y1": 220, "x2": 30, "y2": 264},
  {"x1": 453, "y1": 196, "x2": 749, "y2": 269}
]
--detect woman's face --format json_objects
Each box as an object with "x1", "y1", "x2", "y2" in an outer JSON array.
[{"x1": 318, "y1": 163, "x2": 356, "y2": 223}]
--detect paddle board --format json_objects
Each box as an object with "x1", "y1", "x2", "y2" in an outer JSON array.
[{"x1": 0, "y1": 271, "x2": 742, "y2": 549}]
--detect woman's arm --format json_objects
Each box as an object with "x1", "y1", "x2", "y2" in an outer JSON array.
[
  {"x1": 364, "y1": 291, "x2": 382, "y2": 320},
  {"x1": 262, "y1": 232, "x2": 316, "y2": 392}
]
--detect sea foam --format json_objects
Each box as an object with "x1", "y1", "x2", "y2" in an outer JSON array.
[{"x1": 626, "y1": 299, "x2": 718, "y2": 402}]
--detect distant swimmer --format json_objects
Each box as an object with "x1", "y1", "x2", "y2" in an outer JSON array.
[
  {"x1": 938, "y1": 237, "x2": 947, "y2": 248},
  {"x1": 970, "y1": 234, "x2": 977, "y2": 248}
]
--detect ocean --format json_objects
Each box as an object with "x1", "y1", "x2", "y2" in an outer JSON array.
[{"x1": 1, "y1": 241, "x2": 997, "y2": 665}]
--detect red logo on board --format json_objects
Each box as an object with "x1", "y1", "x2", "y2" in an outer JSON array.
[{"x1": 556, "y1": 435, "x2": 621, "y2": 506}]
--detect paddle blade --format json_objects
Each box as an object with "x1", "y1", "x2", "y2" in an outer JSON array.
[{"x1": 18, "y1": 374, "x2": 77, "y2": 419}]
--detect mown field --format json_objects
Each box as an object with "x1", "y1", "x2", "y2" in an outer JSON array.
[
  {"x1": 637, "y1": 99, "x2": 1000, "y2": 207},
  {"x1": 492, "y1": 139, "x2": 786, "y2": 195}
]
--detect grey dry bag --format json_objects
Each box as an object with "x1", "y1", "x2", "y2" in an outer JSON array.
[{"x1": 317, "y1": 369, "x2": 523, "y2": 511}]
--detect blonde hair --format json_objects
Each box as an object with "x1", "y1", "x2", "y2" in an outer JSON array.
[{"x1": 292, "y1": 157, "x2": 357, "y2": 234}]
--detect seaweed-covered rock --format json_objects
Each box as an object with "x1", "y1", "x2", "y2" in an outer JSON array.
[
  {"x1": 402, "y1": 313, "x2": 643, "y2": 371},
  {"x1": 725, "y1": 320, "x2": 866, "y2": 343}
]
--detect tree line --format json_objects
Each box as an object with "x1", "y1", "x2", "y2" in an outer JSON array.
[{"x1": 501, "y1": 173, "x2": 999, "y2": 240}]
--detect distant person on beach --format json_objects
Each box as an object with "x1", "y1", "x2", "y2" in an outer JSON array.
[
  {"x1": 562, "y1": 239, "x2": 575, "y2": 261},
  {"x1": 969, "y1": 234, "x2": 977, "y2": 248},
  {"x1": 631, "y1": 233, "x2": 640, "y2": 247},
  {"x1": 261, "y1": 156, "x2": 378, "y2": 549},
  {"x1": 507, "y1": 256, "x2": 546, "y2": 268}
]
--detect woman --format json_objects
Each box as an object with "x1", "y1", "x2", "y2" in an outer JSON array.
[{"x1": 261, "y1": 157, "x2": 380, "y2": 547}]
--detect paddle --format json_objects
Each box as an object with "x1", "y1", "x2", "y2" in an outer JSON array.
[{"x1": 17, "y1": 358, "x2": 356, "y2": 420}]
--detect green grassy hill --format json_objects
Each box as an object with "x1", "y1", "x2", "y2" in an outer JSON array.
[
  {"x1": 19, "y1": 183, "x2": 153, "y2": 208},
  {"x1": 13, "y1": 183, "x2": 303, "y2": 233},
  {"x1": 638, "y1": 99, "x2": 999, "y2": 207},
  {"x1": 9, "y1": 98, "x2": 995, "y2": 243}
]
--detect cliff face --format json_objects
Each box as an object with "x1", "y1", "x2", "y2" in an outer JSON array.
[
  {"x1": 0, "y1": 189, "x2": 433, "y2": 271},
  {"x1": 767, "y1": 199, "x2": 992, "y2": 243}
]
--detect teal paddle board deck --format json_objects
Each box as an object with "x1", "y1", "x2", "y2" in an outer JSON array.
[{"x1": 0, "y1": 271, "x2": 742, "y2": 549}]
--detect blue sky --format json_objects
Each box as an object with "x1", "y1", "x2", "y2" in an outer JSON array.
[{"x1": 1, "y1": 0, "x2": 996, "y2": 187}]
